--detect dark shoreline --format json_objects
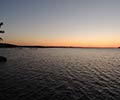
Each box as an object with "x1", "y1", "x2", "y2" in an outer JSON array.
[{"x1": 0, "y1": 43, "x2": 118, "y2": 49}]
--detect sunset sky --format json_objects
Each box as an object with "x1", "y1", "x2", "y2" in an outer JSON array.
[{"x1": 0, "y1": 0, "x2": 120, "y2": 47}]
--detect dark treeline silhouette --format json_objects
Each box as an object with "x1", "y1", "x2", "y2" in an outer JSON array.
[{"x1": 0, "y1": 43, "x2": 84, "y2": 48}]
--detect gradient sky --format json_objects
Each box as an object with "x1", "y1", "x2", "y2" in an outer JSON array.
[{"x1": 0, "y1": 0, "x2": 120, "y2": 47}]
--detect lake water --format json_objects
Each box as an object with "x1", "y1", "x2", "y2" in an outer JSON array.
[{"x1": 0, "y1": 48, "x2": 120, "y2": 100}]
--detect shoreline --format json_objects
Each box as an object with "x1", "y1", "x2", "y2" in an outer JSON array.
[{"x1": 0, "y1": 43, "x2": 118, "y2": 49}]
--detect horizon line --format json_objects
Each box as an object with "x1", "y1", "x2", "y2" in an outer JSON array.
[{"x1": 0, "y1": 43, "x2": 119, "y2": 48}]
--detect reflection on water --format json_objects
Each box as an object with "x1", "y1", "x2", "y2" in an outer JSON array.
[{"x1": 0, "y1": 48, "x2": 120, "y2": 100}]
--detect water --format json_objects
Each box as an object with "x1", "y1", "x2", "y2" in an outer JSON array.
[{"x1": 0, "y1": 48, "x2": 120, "y2": 100}]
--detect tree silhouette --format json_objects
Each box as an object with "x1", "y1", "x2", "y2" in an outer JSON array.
[
  {"x1": 0, "y1": 37, "x2": 3, "y2": 41},
  {"x1": 0, "y1": 22, "x2": 5, "y2": 42},
  {"x1": 0, "y1": 22, "x2": 7, "y2": 62}
]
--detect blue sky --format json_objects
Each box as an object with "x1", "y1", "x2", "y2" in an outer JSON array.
[{"x1": 0, "y1": 0, "x2": 120, "y2": 47}]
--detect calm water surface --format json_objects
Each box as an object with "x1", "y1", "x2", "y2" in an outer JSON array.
[{"x1": 0, "y1": 48, "x2": 120, "y2": 100}]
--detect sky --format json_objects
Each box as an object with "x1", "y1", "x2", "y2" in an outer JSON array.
[{"x1": 0, "y1": 0, "x2": 120, "y2": 47}]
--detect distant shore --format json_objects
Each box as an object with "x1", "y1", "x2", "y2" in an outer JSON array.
[
  {"x1": 0, "y1": 43, "x2": 83, "y2": 48},
  {"x1": 0, "y1": 43, "x2": 119, "y2": 49}
]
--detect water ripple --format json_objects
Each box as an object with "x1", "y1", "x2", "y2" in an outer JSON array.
[{"x1": 0, "y1": 48, "x2": 120, "y2": 100}]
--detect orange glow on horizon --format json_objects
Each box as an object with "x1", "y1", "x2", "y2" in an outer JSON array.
[
  {"x1": 5, "y1": 32, "x2": 120, "y2": 48},
  {"x1": 5, "y1": 39, "x2": 120, "y2": 48}
]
